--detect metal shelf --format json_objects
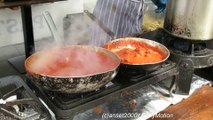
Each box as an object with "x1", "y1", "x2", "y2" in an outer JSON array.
[{"x1": 0, "y1": 0, "x2": 65, "y2": 8}]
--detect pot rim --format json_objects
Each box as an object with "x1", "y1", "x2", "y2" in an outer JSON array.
[
  {"x1": 103, "y1": 37, "x2": 170, "y2": 66},
  {"x1": 25, "y1": 45, "x2": 121, "y2": 78}
]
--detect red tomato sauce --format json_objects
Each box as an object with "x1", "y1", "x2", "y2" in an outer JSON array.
[
  {"x1": 26, "y1": 46, "x2": 119, "y2": 76},
  {"x1": 103, "y1": 39, "x2": 167, "y2": 64}
]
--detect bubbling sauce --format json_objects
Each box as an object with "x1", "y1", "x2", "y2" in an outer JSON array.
[
  {"x1": 103, "y1": 39, "x2": 167, "y2": 64},
  {"x1": 26, "y1": 46, "x2": 119, "y2": 76}
]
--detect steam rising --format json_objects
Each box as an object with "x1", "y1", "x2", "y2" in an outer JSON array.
[
  {"x1": 36, "y1": 11, "x2": 93, "y2": 51},
  {"x1": 26, "y1": 9, "x2": 120, "y2": 77},
  {"x1": 27, "y1": 46, "x2": 119, "y2": 77},
  {"x1": 63, "y1": 13, "x2": 92, "y2": 45}
]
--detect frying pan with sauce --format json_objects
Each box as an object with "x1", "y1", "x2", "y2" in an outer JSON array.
[
  {"x1": 103, "y1": 37, "x2": 170, "y2": 72},
  {"x1": 25, "y1": 45, "x2": 121, "y2": 94}
]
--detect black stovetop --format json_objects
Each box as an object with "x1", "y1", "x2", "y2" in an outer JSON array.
[{"x1": 26, "y1": 60, "x2": 178, "y2": 120}]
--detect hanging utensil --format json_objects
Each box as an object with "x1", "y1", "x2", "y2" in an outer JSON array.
[
  {"x1": 84, "y1": 10, "x2": 116, "y2": 40},
  {"x1": 43, "y1": 11, "x2": 63, "y2": 43}
]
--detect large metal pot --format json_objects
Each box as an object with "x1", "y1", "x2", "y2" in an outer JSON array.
[{"x1": 164, "y1": 0, "x2": 213, "y2": 41}]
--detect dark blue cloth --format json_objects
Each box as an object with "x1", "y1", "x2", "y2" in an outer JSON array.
[{"x1": 151, "y1": 0, "x2": 167, "y2": 13}]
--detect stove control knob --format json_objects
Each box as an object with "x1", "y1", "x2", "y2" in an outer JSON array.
[
  {"x1": 181, "y1": 63, "x2": 189, "y2": 68},
  {"x1": 208, "y1": 57, "x2": 213, "y2": 66}
]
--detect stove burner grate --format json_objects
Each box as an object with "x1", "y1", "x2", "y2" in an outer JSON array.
[
  {"x1": 0, "y1": 76, "x2": 51, "y2": 120},
  {"x1": 137, "y1": 28, "x2": 213, "y2": 94}
]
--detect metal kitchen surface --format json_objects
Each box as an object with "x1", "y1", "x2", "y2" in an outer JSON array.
[{"x1": 73, "y1": 74, "x2": 210, "y2": 120}]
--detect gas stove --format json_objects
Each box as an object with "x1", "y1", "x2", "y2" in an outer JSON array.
[
  {"x1": 0, "y1": 76, "x2": 51, "y2": 120},
  {"x1": 138, "y1": 28, "x2": 213, "y2": 94},
  {"x1": 26, "y1": 60, "x2": 178, "y2": 120}
]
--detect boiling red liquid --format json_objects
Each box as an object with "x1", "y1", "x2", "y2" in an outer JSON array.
[{"x1": 26, "y1": 46, "x2": 119, "y2": 76}]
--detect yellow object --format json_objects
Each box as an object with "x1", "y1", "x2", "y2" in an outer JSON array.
[{"x1": 142, "y1": 14, "x2": 164, "y2": 33}]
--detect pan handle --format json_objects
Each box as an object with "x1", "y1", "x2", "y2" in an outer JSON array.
[
  {"x1": 43, "y1": 11, "x2": 63, "y2": 43},
  {"x1": 84, "y1": 10, "x2": 117, "y2": 40}
]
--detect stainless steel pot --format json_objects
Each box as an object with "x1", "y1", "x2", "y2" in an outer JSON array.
[{"x1": 164, "y1": 0, "x2": 213, "y2": 41}]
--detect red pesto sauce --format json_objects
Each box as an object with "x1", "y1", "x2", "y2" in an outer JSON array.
[
  {"x1": 27, "y1": 47, "x2": 119, "y2": 76},
  {"x1": 103, "y1": 39, "x2": 167, "y2": 64}
]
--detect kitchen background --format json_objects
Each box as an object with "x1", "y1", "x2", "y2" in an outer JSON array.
[{"x1": 0, "y1": 0, "x2": 97, "y2": 47}]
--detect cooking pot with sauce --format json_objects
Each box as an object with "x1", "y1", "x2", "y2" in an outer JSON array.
[
  {"x1": 25, "y1": 45, "x2": 121, "y2": 94},
  {"x1": 103, "y1": 37, "x2": 170, "y2": 72}
]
